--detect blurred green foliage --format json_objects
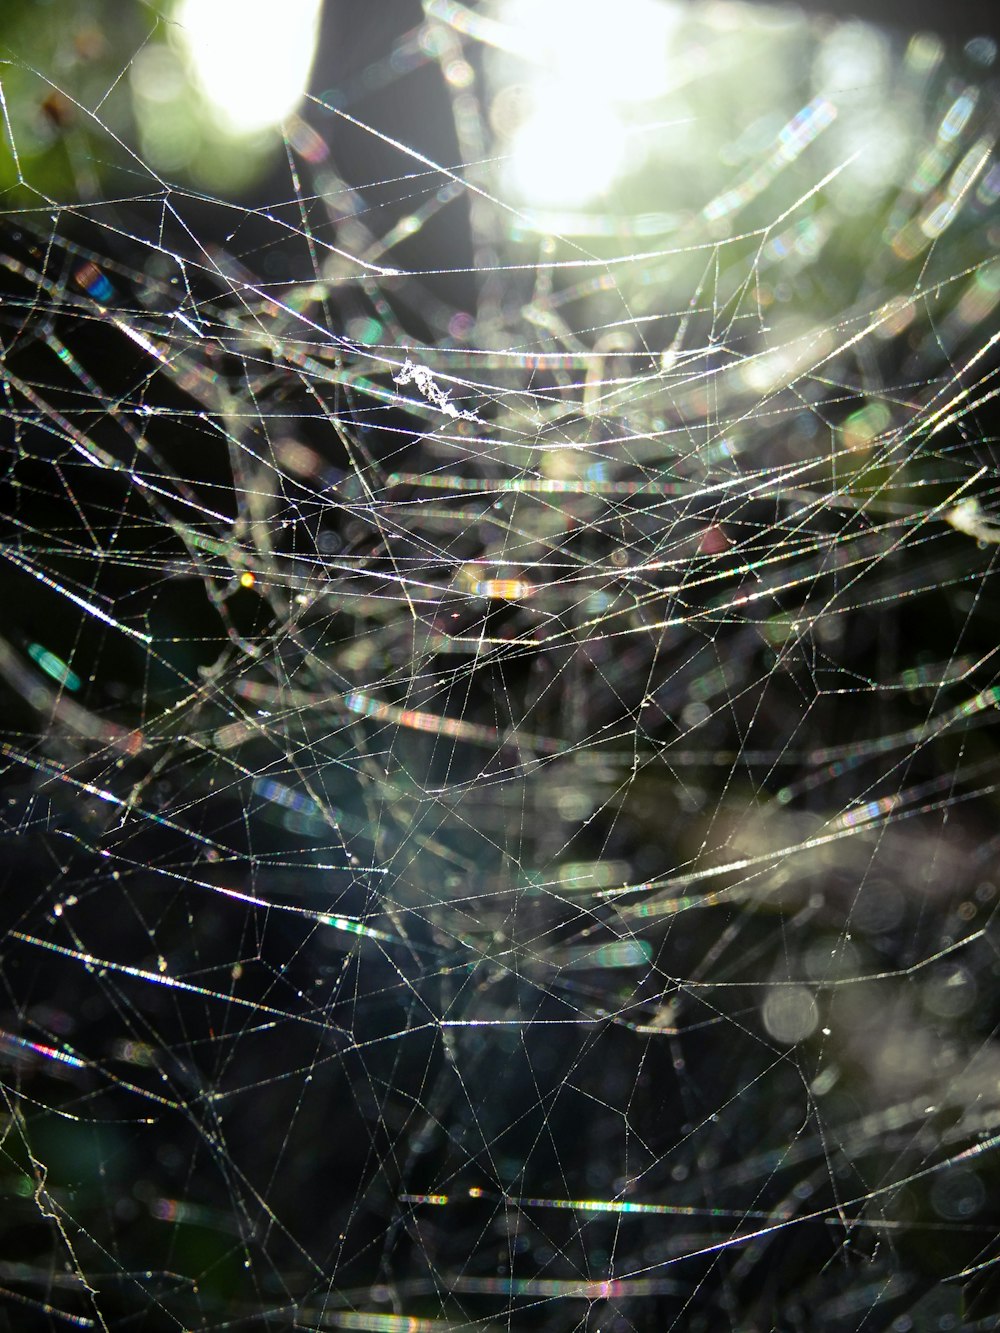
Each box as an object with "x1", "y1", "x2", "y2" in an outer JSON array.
[
  {"x1": 0, "y1": 0, "x2": 157, "y2": 200},
  {"x1": 0, "y1": 0, "x2": 279, "y2": 203}
]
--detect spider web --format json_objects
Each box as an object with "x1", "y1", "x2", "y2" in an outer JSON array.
[{"x1": 2, "y1": 2, "x2": 1000, "y2": 1329}]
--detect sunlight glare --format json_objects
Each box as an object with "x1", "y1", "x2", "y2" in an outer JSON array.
[
  {"x1": 508, "y1": 88, "x2": 628, "y2": 207},
  {"x1": 500, "y1": 0, "x2": 678, "y2": 206},
  {"x1": 174, "y1": 0, "x2": 322, "y2": 136}
]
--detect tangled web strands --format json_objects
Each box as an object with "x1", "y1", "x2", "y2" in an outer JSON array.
[{"x1": 3, "y1": 3, "x2": 1000, "y2": 1329}]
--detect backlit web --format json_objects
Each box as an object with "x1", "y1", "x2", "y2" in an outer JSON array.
[{"x1": 2, "y1": 2, "x2": 1000, "y2": 1329}]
